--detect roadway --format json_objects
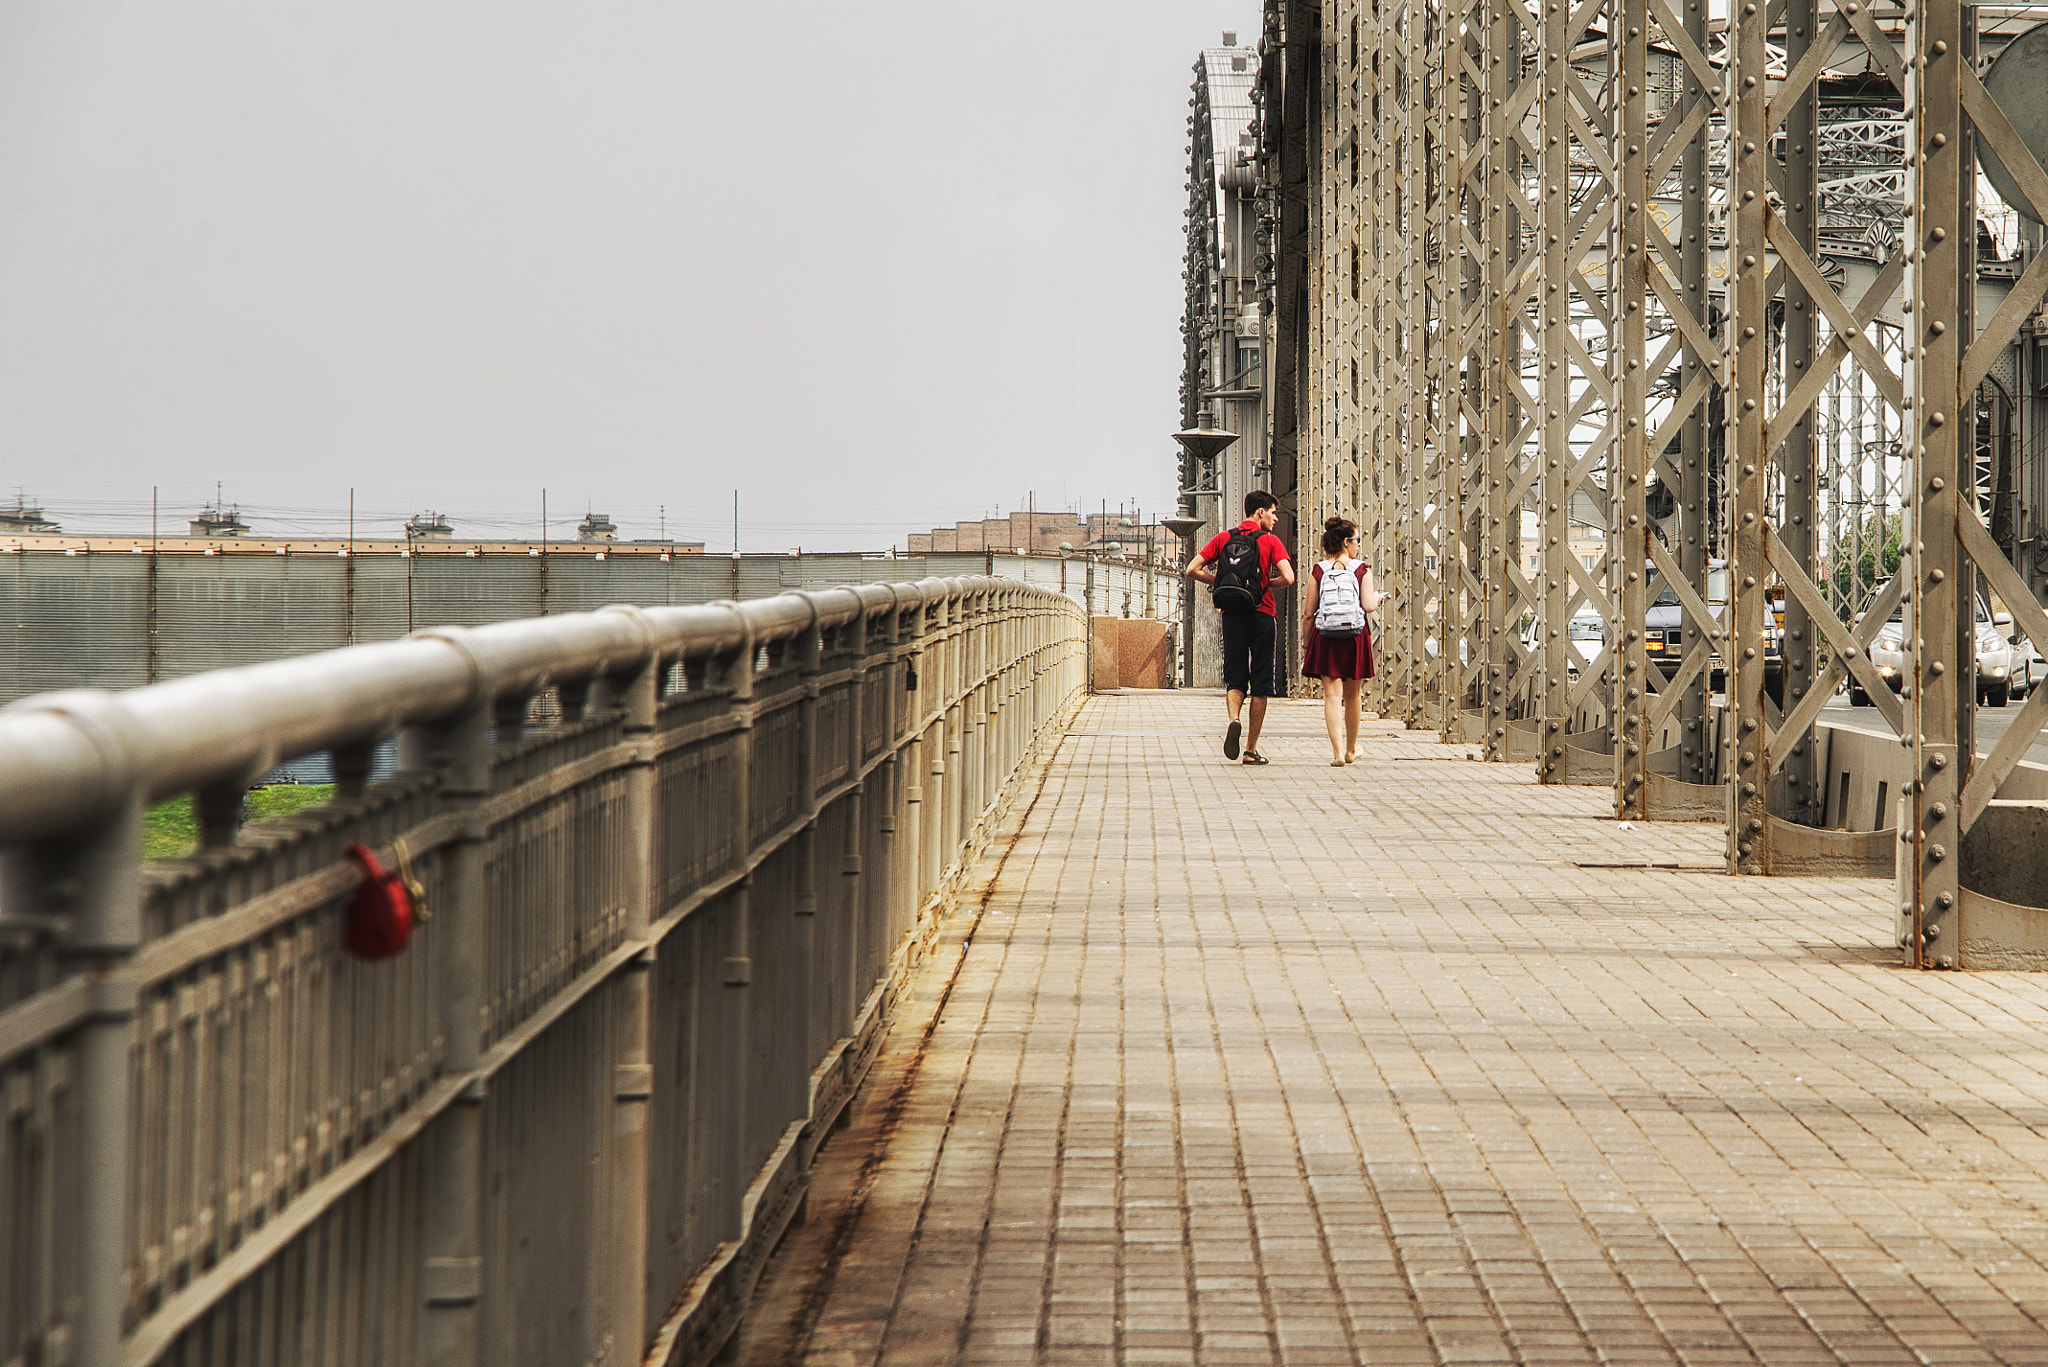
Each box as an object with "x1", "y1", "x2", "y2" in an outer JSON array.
[{"x1": 1819, "y1": 690, "x2": 2048, "y2": 767}]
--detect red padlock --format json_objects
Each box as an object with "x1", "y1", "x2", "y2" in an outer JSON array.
[{"x1": 343, "y1": 842, "x2": 414, "y2": 960}]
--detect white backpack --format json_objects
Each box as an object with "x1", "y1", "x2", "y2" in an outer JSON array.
[{"x1": 1314, "y1": 559, "x2": 1366, "y2": 637}]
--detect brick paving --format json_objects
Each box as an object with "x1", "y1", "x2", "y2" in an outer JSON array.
[{"x1": 753, "y1": 692, "x2": 2048, "y2": 1365}]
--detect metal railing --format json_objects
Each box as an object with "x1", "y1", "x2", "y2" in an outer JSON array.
[{"x1": 0, "y1": 577, "x2": 1086, "y2": 1367}]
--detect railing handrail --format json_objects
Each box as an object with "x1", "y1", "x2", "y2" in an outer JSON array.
[
  {"x1": 0, "y1": 572, "x2": 1088, "y2": 1367},
  {"x1": 0, "y1": 576, "x2": 1024, "y2": 846}
]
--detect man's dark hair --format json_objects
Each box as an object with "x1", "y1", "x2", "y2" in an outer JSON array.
[{"x1": 1244, "y1": 490, "x2": 1278, "y2": 517}]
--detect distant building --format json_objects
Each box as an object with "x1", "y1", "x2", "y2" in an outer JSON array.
[
  {"x1": 905, "y1": 510, "x2": 1178, "y2": 567},
  {"x1": 577, "y1": 512, "x2": 618, "y2": 543},
  {"x1": 189, "y1": 502, "x2": 249, "y2": 537},
  {"x1": 1179, "y1": 32, "x2": 1268, "y2": 532},
  {"x1": 406, "y1": 511, "x2": 455, "y2": 540},
  {"x1": 0, "y1": 496, "x2": 59, "y2": 535}
]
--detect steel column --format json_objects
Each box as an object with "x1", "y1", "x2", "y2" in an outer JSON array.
[
  {"x1": 1674, "y1": 0, "x2": 1715, "y2": 788},
  {"x1": 1481, "y1": 0, "x2": 1527, "y2": 762},
  {"x1": 1725, "y1": 0, "x2": 1771, "y2": 872},
  {"x1": 1904, "y1": 0, "x2": 1968, "y2": 962},
  {"x1": 1617, "y1": 0, "x2": 1652, "y2": 816},
  {"x1": 1779, "y1": 0, "x2": 1823, "y2": 824}
]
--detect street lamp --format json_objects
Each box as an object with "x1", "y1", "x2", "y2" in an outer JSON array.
[
  {"x1": 1161, "y1": 515, "x2": 1208, "y2": 688},
  {"x1": 1171, "y1": 412, "x2": 1239, "y2": 690},
  {"x1": 1173, "y1": 413, "x2": 1240, "y2": 504}
]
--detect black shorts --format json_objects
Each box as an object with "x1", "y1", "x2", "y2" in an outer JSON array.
[{"x1": 1220, "y1": 611, "x2": 1279, "y2": 696}]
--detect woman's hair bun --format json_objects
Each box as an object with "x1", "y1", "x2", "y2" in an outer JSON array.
[{"x1": 1325, "y1": 515, "x2": 1350, "y2": 531}]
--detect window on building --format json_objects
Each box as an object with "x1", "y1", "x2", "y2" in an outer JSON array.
[{"x1": 1581, "y1": 554, "x2": 1597, "y2": 571}]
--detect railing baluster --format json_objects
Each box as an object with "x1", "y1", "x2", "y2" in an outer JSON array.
[{"x1": 407, "y1": 697, "x2": 489, "y2": 1367}]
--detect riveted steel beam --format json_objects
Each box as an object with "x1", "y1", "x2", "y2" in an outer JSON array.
[
  {"x1": 1402, "y1": 0, "x2": 1432, "y2": 730},
  {"x1": 1483, "y1": 0, "x2": 1534, "y2": 762},
  {"x1": 1778, "y1": 0, "x2": 1823, "y2": 826},
  {"x1": 1617, "y1": 0, "x2": 1653, "y2": 815},
  {"x1": 1439, "y1": 0, "x2": 1488, "y2": 745},
  {"x1": 1904, "y1": 0, "x2": 1969, "y2": 961},
  {"x1": 1725, "y1": 0, "x2": 1772, "y2": 871}
]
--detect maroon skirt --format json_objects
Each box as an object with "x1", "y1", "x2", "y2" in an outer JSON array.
[{"x1": 1302, "y1": 623, "x2": 1373, "y2": 679}]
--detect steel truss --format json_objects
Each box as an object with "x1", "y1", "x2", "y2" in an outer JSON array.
[{"x1": 1254, "y1": 0, "x2": 2048, "y2": 962}]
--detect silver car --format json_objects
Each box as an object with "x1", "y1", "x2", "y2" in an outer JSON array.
[
  {"x1": 2014, "y1": 634, "x2": 2046, "y2": 699},
  {"x1": 1854, "y1": 594, "x2": 2015, "y2": 707}
]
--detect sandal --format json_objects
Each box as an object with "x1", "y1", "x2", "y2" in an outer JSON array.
[{"x1": 1242, "y1": 751, "x2": 1270, "y2": 765}]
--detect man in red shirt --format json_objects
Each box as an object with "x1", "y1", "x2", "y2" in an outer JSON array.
[{"x1": 1185, "y1": 490, "x2": 1295, "y2": 763}]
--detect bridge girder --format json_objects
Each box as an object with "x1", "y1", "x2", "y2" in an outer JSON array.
[{"x1": 1244, "y1": 0, "x2": 2048, "y2": 957}]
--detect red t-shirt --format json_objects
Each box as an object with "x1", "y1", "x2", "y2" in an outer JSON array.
[{"x1": 1198, "y1": 520, "x2": 1292, "y2": 617}]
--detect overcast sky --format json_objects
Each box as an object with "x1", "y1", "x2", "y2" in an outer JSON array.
[{"x1": 0, "y1": 3, "x2": 1256, "y2": 549}]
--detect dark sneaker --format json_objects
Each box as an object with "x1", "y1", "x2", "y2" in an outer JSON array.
[{"x1": 1224, "y1": 720, "x2": 1242, "y2": 760}]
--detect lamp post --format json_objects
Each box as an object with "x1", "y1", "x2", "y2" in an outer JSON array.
[
  {"x1": 1161, "y1": 516, "x2": 1207, "y2": 687},
  {"x1": 1173, "y1": 416, "x2": 1241, "y2": 522},
  {"x1": 1173, "y1": 412, "x2": 1241, "y2": 690}
]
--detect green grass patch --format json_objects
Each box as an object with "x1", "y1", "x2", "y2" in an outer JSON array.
[{"x1": 144, "y1": 784, "x2": 337, "y2": 861}]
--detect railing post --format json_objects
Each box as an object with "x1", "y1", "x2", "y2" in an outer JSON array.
[
  {"x1": 194, "y1": 780, "x2": 247, "y2": 848},
  {"x1": 969, "y1": 590, "x2": 987, "y2": 823},
  {"x1": 918, "y1": 600, "x2": 942, "y2": 904},
  {"x1": 708, "y1": 616, "x2": 756, "y2": 1235},
  {"x1": 403, "y1": 692, "x2": 490, "y2": 1367},
  {"x1": 710, "y1": 618, "x2": 757, "y2": 987},
  {"x1": 984, "y1": 591, "x2": 1000, "y2": 815},
  {"x1": 901, "y1": 598, "x2": 926, "y2": 925},
  {"x1": 875, "y1": 594, "x2": 903, "y2": 958},
  {"x1": 790, "y1": 608, "x2": 824, "y2": 1112},
  {"x1": 940, "y1": 595, "x2": 962, "y2": 889},
  {"x1": 839, "y1": 602, "x2": 870, "y2": 1043},
  {"x1": 1002, "y1": 590, "x2": 1019, "y2": 786},
  {"x1": 0, "y1": 718, "x2": 144, "y2": 1367},
  {"x1": 334, "y1": 737, "x2": 376, "y2": 805},
  {"x1": 593, "y1": 612, "x2": 659, "y2": 1363}
]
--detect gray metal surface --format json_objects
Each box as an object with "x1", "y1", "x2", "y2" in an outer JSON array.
[{"x1": 0, "y1": 577, "x2": 1087, "y2": 1367}]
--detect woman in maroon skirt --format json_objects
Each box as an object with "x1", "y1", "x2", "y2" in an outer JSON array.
[{"x1": 1300, "y1": 516, "x2": 1390, "y2": 764}]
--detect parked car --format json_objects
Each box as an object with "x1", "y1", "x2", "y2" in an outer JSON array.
[
  {"x1": 1521, "y1": 607, "x2": 1606, "y2": 681},
  {"x1": 1982, "y1": 611, "x2": 2015, "y2": 706},
  {"x1": 1642, "y1": 559, "x2": 1783, "y2": 697},
  {"x1": 2017, "y1": 636, "x2": 2047, "y2": 699},
  {"x1": 1852, "y1": 592, "x2": 2015, "y2": 707}
]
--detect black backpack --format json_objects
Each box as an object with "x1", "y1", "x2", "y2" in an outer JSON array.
[{"x1": 1211, "y1": 528, "x2": 1267, "y2": 614}]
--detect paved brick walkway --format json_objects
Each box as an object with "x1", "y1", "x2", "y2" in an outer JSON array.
[{"x1": 749, "y1": 693, "x2": 2048, "y2": 1366}]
